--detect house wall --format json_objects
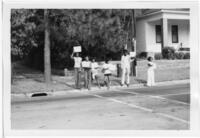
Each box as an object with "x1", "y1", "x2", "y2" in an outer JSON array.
[
  {"x1": 136, "y1": 19, "x2": 147, "y2": 53},
  {"x1": 146, "y1": 21, "x2": 162, "y2": 53},
  {"x1": 167, "y1": 19, "x2": 190, "y2": 49},
  {"x1": 145, "y1": 19, "x2": 189, "y2": 53},
  {"x1": 136, "y1": 13, "x2": 163, "y2": 53},
  {"x1": 136, "y1": 11, "x2": 190, "y2": 54}
]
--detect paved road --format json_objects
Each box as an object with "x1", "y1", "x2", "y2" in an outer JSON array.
[{"x1": 11, "y1": 83, "x2": 190, "y2": 130}]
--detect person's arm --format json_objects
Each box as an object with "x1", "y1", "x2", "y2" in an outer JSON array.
[
  {"x1": 70, "y1": 52, "x2": 74, "y2": 59},
  {"x1": 148, "y1": 62, "x2": 153, "y2": 67},
  {"x1": 130, "y1": 57, "x2": 134, "y2": 62},
  {"x1": 130, "y1": 55, "x2": 135, "y2": 62}
]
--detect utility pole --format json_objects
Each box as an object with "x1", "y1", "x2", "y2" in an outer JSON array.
[{"x1": 130, "y1": 9, "x2": 137, "y2": 76}]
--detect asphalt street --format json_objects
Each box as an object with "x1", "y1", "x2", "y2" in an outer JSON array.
[{"x1": 11, "y1": 83, "x2": 190, "y2": 130}]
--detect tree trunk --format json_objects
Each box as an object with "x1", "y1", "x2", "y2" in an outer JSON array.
[{"x1": 44, "y1": 9, "x2": 51, "y2": 84}]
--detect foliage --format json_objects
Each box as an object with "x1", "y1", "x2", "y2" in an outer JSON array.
[
  {"x1": 183, "y1": 53, "x2": 190, "y2": 59},
  {"x1": 11, "y1": 9, "x2": 43, "y2": 60},
  {"x1": 11, "y1": 9, "x2": 139, "y2": 69},
  {"x1": 136, "y1": 52, "x2": 147, "y2": 59},
  {"x1": 179, "y1": 47, "x2": 190, "y2": 51},
  {"x1": 162, "y1": 47, "x2": 175, "y2": 59},
  {"x1": 154, "y1": 53, "x2": 163, "y2": 60},
  {"x1": 175, "y1": 52, "x2": 185, "y2": 59}
]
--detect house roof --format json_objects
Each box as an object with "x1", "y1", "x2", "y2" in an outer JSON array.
[{"x1": 137, "y1": 9, "x2": 189, "y2": 19}]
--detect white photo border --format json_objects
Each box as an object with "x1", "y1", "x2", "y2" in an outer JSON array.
[{"x1": 2, "y1": 0, "x2": 200, "y2": 137}]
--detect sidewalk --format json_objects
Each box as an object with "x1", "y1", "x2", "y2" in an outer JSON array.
[
  {"x1": 11, "y1": 60, "x2": 190, "y2": 99},
  {"x1": 11, "y1": 79, "x2": 190, "y2": 99}
]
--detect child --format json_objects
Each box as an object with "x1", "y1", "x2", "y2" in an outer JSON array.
[
  {"x1": 71, "y1": 52, "x2": 82, "y2": 89},
  {"x1": 82, "y1": 56, "x2": 92, "y2": 90},
  {"x1": 147, "y1": 56, "x2": 156, "y2": 87},
  {"x1": 102, "y1": 59, "x2": 112, "y2": 90},
  {"x1": 91, "y1": 58, "x2": 101, "y2": 88}
]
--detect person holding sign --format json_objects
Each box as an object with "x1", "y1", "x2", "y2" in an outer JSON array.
[
  {"x1": 91, "y1": 58, "x2": 101, "y2": 89},
  {"x1": 120, "y1": 49, "x2": 134, "y2": 87},
  {"x1": 82, "y1": 56, "x2": 92, "y2": 90},
  {"x1": 147, "y1": 57, "x2": 156, "y2": 87},
  {"x1": 71, "y1": 52, "x2": 82, "y2": 89}
]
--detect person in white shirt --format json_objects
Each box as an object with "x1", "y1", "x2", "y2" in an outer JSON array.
[
  {"x1": 102, "y1": 58, "x2": 112, "y2": 90},
  {"x1": 121, "y1": 49, "x2": 134, "y2": 87},
  {"x1": 71, "y1": 52, "x2": 82, "y2": 89},
  {"x1": 147, "y1": 56, "x2": 156, "y2": 86},
  {"x1": 91, "y1": 58, "x2": 101, "y2": 88},
  {"x1": 82, "y1": 56, "x2": 92, "y2": 90}
]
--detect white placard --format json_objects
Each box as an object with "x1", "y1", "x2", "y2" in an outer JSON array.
[
  {"x1": 73, "y1": 46, "x2": 82, "y2": 52},
  {"x1": 109, "y1": 64, "x2": 116, "y2": 71},
  {"x1": 82, "y1": 61, "x2": 91, "y2": 68},
  {"x1": 130, "y1": 51, "x2": 136, "y2": 57}
]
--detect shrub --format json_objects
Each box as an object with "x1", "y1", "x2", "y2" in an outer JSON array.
[
  {"x1": 162, "y1": 47, "x2": 175, "y2": 59},
  {"x1": 179, "y1": 47, "x2": 190, "y2": 51},
  {"x1": 154, "y1": 53, "x2": 163, "y2": 60},
  {"x1": 136, "y1": 52, "x2": 147, "y2": 59},
  {"x1": 183, "y1": 53, "x2": 190, "y2": 59},
  {"x1": 175, "y1": 52, "x2": 185, "y2": 59}
]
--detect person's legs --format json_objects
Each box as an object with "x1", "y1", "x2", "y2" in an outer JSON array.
[
  {"x1": 104, "y1": 75, "x2": 107, "y2": 86},
  {"x1": 107, "y1": 75, "x2": 110, "y2": 89},
  {"x1": 151, "y1": 70, "x2": 155, "y2": 86},
  {"x1": 78, "y1": 69, "x2": 82, "y2": 89},
  {"x1": 147, "y1": 69, "x2": 151, "y2": 86},
  {"x1": 95, "y1": 76, "x2": 101, "y2": 88},
  {"x1": 126, "y1": 67, "x2": 130, "y2": 86},
  {"x1": 92, "y1": 70, "x2": 95, "y2": 80},
  {"x1": 87, "y1": 69, "x2": 91, "y2": 90},
  {"x1": 121, "y1": 67, "x2": 126, "y2": 85},
  {"x1": 74, "y1": 68, "x2": 78, "y2": 89},
  {"x1": 84, "y1": 69, "x2": 87, "y2": 88}
]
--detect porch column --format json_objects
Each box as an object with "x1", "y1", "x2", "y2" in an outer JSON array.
[{"x1": 161, "y1": 18, "x2": 168, "y2": 49}]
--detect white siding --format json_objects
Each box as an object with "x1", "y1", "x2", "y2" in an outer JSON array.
[
  {"x1": 167, "y1": 20, "x2": 190, "y2": 49},
  {"x1": 136, "y1": 11, "x2": 190, "y2": 53},
  {"x1": 146, "y1": 21, "x2": 162, "y2": 53},
  {"x1": 136, "y1": 19, "x2": 147, "y2": 53}
]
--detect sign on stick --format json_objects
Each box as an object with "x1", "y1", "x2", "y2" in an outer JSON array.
[
  {"x1": 130, "y1": 52, "x2": 136, "y2": 57},
  {"x1": 73, "y1": 46, "x2": 82, "y2": 53}
]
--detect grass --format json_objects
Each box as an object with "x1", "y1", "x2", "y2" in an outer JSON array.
[{"x1": 11, "y1": 60, "x2": 190, "y2": 94}]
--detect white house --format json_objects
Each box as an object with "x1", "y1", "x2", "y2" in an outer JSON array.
[{"x1": 136, "y1": 9, "x2": 190, "y2": 55}]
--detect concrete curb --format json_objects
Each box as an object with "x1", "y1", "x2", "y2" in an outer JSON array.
[{"x1": 11, "y1": 79, "x2": 189, "y2": 99}]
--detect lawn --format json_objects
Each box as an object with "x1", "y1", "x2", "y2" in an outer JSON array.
[{"x1": 11, "y1": 60, "x2": 189, "y2": 94}]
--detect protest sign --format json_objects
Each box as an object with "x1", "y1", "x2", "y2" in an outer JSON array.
[
  {"x1": 73, "y1": 46, "x2": 82, "y2": 52},
  {"x1": 130, "y1": 51, "x2": 136, "y2": 57}
]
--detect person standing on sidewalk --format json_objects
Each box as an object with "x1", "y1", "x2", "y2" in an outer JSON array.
[
  {"x1": 91, "y1": 58, "x2": 101, "y2": 88},
  {"x1": 147, "y1": 56, "x2": 156, "y2": 87},
  {"x1": 82, "y1": 56, "x2": 92, "y2": 90},
  {"x1": 120, "y1": 49, "x2": 134, "y2": 87},
  {"x1": 71, "y1": 52, "x2": 82, "y2": 89},
  {"x1": 102, "y1": 58, "x2": 112, "y2": 90}
]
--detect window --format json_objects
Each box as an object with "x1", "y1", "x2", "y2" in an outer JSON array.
[
  {"x1": 172, "y1": 25, "x2": 178, "y2": 43},
  {"x1": 155, "y1": 25, "x2": 161, "y2": 43}
]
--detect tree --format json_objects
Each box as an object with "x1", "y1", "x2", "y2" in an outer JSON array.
[
  {"x1": 11, "y1": 9, "x2": 141, "y2": 71},
  {"x1": 44, "y1": 9, "x2": 51, "y2": 83},
  {"x1": 11, "y1": 9, "x2": 38, "y2": 60}
]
